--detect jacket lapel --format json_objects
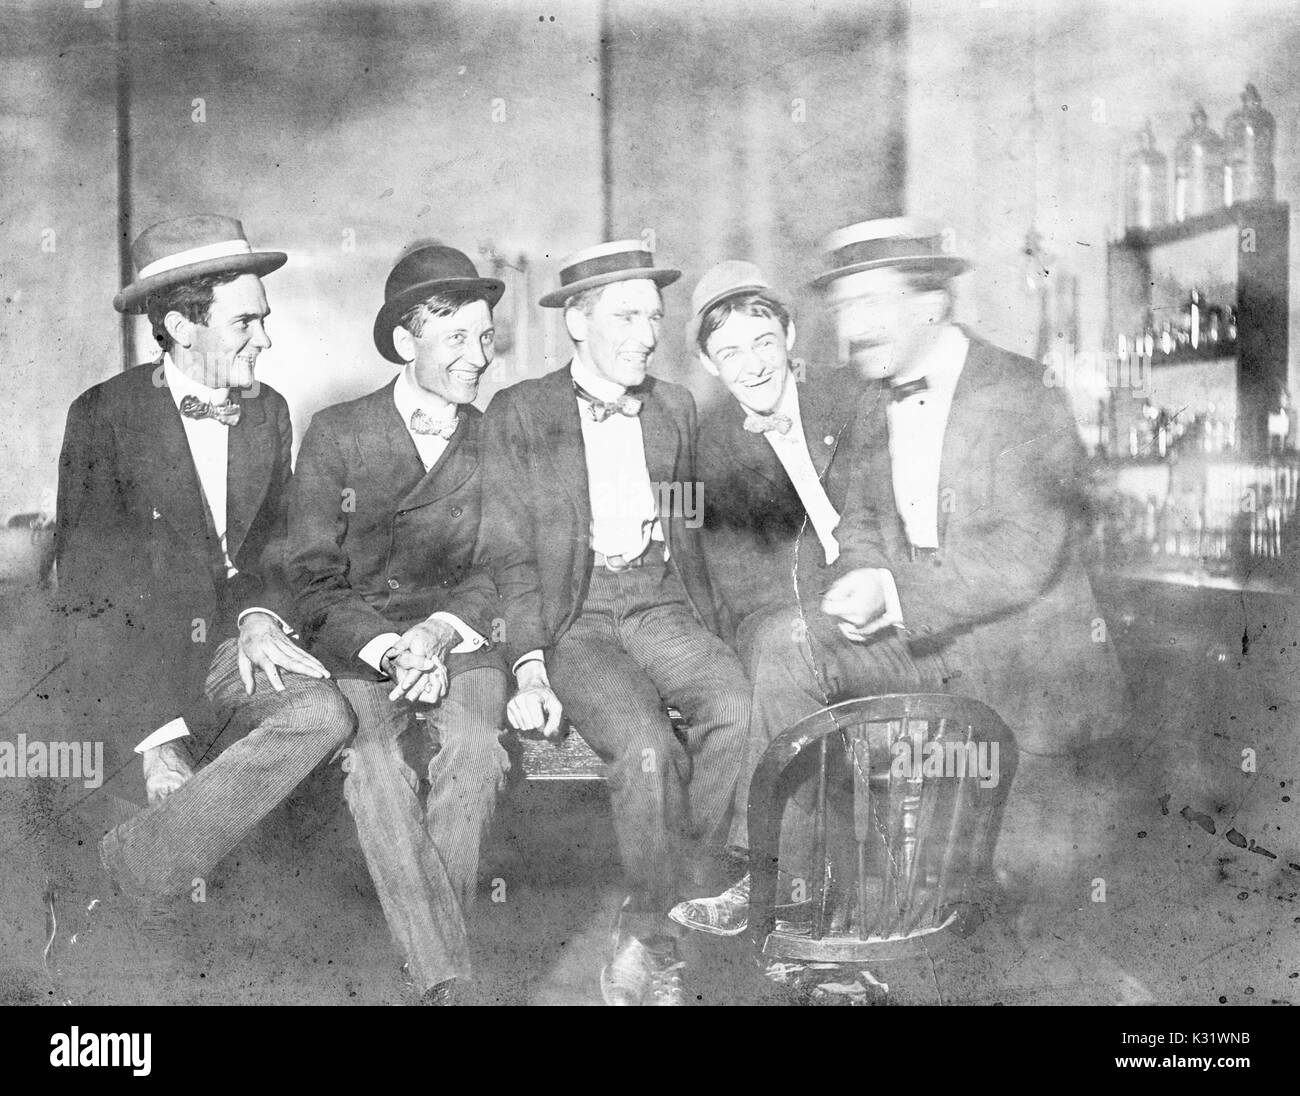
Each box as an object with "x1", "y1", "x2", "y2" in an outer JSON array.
[
  {"x1": 224, "y1": 391, "x2": 274, "y2": 563},
  {"x1": 399, "y1": 407, "x2": 479, "y2": 511},
  {"x1": 117, "y1": 372, "x2": 212, "y2": 551},
  {"x1": 725, "y1": 402, "x2": 787, "y2": 489},
  {"x1": 538, "y1": 365, "x2": 592, "y2": 527},
  {"x1": 936, "y1": 334, "x2": 997, "y2": 546},
  {"x1": 357, "y1": 380, "x2": 427, "y2": 503},
  {"x1": 638, "y1": 376, "x2": 682, "y2": 490}
]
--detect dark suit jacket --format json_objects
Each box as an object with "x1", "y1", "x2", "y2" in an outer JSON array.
[
  {"x1": 285, "y1": 380, "x2": 503, "y2": 679},
  {"x1": 810, "y1": 333, "x2": 1127, "y2": 755},
  {"x1": 697, "y1": 367, "x2": 865, "y2": 632},
  {"x1": 56, "y1": 361, "x2": 295, "y2": 779},
  {"x1": 478, "y1": 363, "x2": 723, "y2": 668}
]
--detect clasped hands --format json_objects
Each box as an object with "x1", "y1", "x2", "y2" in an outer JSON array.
[
  {"x1": 820, "y1": 567, "x2": 899, "y2": 643},
  {"x1": 381, "y1": 618, "x2": 458, "y2": 704}
]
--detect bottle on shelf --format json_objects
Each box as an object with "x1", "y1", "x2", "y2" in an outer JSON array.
[
  {"x1": 1174, "y1": 103, "x2": 1226, "y2": 222},
  {"x1": 1224, "y1": 83, "x2": 1276, "y2": 205},
  {"x1": 1125, "y1": 120, "x2": 1170, "y2": 230}
]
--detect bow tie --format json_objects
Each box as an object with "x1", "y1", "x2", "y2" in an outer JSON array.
[
  {"x1": 574, "y1": 381, "x2": 642, "y2": 423},
  {"x1": 887, "y1": 376, "x2": 930, "y2": 402},
  {"x1": 743, "y1": 411, "x2": 793, "y2": 436},
  {"x1": 409, "y1": 408, "x2": 459, "y2": 439},
  {"x1": 179, "y1": 393, "x2": 241, "y2": 426}
]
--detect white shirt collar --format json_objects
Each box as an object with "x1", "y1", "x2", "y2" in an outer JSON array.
[
  {"x1": 570, "y1": 353, "x2": 629, "y2": 403},
  {"x1": 888, "y1": 325, "x2": 969, "y2": 398},
  {"x1": 741, "y1": 370, "x2": 803, "y2": 428},
  {"x1": 393, "y1": 364, "x2": 458, "y2": 427},
  {"x1": 163, "y1": 352, "x2": 230, "y2": 409}
]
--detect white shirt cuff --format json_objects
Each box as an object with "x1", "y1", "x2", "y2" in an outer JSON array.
[
  {"x1": 135, "y1": 717, "x2": 191, "y2": 754},
  {"x1": 427, "y1": 612, "x2": 487, "y2": 655},
  {"x1": 237, "y1": 607, "x2": 297, "y2": 637},
  {"x1": 513, "y1": 649, "x2": 546, "y2": 677},
  {"x1": 358, "y1": 632, "x2": 403, "y2": 675}
]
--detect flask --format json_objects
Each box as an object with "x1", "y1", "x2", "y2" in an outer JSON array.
[
  {"x1": 1224, "y1": 83, "x2": 1276, "y2": 205},
  {"x1": 1174, "y1": 103, "x2": 1226, "y2": 221},
  {"x1": 1124, "y1": 121, "x2": 1169, "y2": 230}
]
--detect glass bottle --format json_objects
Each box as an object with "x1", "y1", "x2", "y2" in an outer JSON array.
[
  {"x1": 1174, "y1": 103, "x2": 1226, "y2": 221},
  {"x1": 1224, "y1": 83, "x2": 1276, "y2": 205},
  {"x1": 1124, "y1": 121, "x2": 1169, "y2": 230}
]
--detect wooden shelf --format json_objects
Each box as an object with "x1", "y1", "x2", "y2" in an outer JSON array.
[{"x1": 1114, "y1": 200, "x2": 1288, "y2": 249}]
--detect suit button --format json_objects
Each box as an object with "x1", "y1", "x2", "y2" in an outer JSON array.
[
  {"x1": 387, "y1": 578, "x2": 400, "y2": 590},
  {"x1": 824, "y1": 435, "x2": 835, "y2": 446},
  {"x1": 451, "y1": 506, "x2": 463, "y2": 518}
]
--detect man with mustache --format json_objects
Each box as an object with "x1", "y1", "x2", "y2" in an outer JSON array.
[
  {"x1": 477, "y1": 240, "x2": 752, "y2": 1006},
  {"x1": 54, "y1": 214, "x2": 355, "y2": 997},
  {"x1": 285, "y1": 244, "x2": 510, "y2": 1005},
  {"x1": 671, "y1": 219, "x2": 1127, "y2": 936}
]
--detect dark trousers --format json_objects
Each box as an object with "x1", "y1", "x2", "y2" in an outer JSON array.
[
  {"x1": 100, "y1": 639, "x2": 356, "y2": 897},
  {"x1": 549, "y1": 559, "x2": 751, "y2": 940}
]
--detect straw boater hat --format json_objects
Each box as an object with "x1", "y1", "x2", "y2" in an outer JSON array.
[
  {"x1": 813, "y1": 217, "x2": 970, "y2": 290},
  {"x1": 373, "y1": 245, "x2": 504, "y2": 364},
  {"x1": 113, "y1": 214, "x2": 287, "y2": 314},
  {"x1": 686, "y1": 259, "x2": 786, "y2": 350},
  {"x1": 539, "y1": 239, "x2": 680, "y2": 308}
]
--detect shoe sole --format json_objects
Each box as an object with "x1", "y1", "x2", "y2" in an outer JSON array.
[{"x1": 599, "y1": 965, "x2": 648, "y2": 1006}]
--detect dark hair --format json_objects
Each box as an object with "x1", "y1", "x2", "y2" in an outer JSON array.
[
  {"x1": 902, "y1": 267, "x2": 957, "y2": 321},
  {"x1": 399, "y1": 288, "x2": 493, "y2": 337},
  {"x1": 696, "y1": 292, "x2": 791, "y2": 354},
  {"x1": 145, "y1": 271, "x2": 244, "y2": 353}
]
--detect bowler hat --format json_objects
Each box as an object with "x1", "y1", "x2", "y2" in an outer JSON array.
[
  {"x1": 113, "y1": 214, "x2": 287, "y2": 314},
  {"x1": 687, "y1": 260, "x2": 785, "y2": 351},
  {"x1": 373, "y1": 245, "x2": 504, "y2": 364},
  {"x1": 813, "y1": 217, "x2": 970, "y2": 290},
  {"x1": 539, "y1": 239, "x2": 680, "y2": 308}
]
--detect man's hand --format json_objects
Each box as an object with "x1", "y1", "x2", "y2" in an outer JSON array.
[
  {"x1": 142, "y1": 741, "x2": 194, "y2": 807},
  {"x1": 383, "y1": 618, "x2": 458, "y2": 704},
  {"x1": 507, "y1": 660, "x2": 564, "y2": 740},
  {"x1": 238, "y1": 612, "x2": 331, "y2": 694},
  {"x1": 821, "y1": 567, "x2": 895, "y2": 643}
]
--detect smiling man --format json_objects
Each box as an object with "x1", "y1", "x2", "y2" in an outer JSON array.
[
  {"x1": 54, "y1": 214, "x2": 355, "y2": 1000},
  {"x1": 477, "y1": 240, "x2": 753, "y2": 1006},
  {"x1": 285, "y1": 244, "x2": 510, "y2": 1005},
  {"x1": 688, "y1": 261, "x2": 864, "y2": 652}
]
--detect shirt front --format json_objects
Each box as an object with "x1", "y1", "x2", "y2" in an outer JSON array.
[
  {"x1": 570, "y1": 355, "x2": 665, "y2": 560},
  {"x1": 392, "y1": 364, "x2": 459, "y2": 472},
  {"x1": 163, "y1": 353, "x2": 235, "y2": 577},
  {"x1": 884, "y1": 326, "x2": 969, "y2": 549},
  {"x1": 747, "y1": 377, "x2": 840, "y2": 565}
]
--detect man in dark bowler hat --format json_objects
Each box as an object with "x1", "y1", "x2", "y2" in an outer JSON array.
[
  {"x1": 688, "y1": 260, "x2": 865, "y2": 658},
  {"x1": 285, "y1": 244, "x2": 511, "y2": 1005},
  {"x1": 671, "y1": 218, "x2": 1128, "y2": 936},
  {"x1": 55, "y1": 214, "x2": 355, "y2": 994},
  {"x1": 477, "y1": 239, "x2": 752, "y2": 1006}
]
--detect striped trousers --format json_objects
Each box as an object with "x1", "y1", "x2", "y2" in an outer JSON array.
[
  {"x1": 99, "y1": 638, "x2": 356, "y2": 898},
  {"x1": 549, "y1": 560, "x2": 751, "y2": 941},
  {"x1": 337, "y1": 669, "x2": 509, "y2": 991}
]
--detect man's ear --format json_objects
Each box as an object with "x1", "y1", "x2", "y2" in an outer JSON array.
[
  {"x1": 563, "y1": 305, "x2": 587, "y2": 344},
  {"x1": 391, "y1": 325, "x2": 415, "y2": 363},
  {"x1": 785, "y1": 319, "x2": 797, "y2": 352},
  {"x1": 164, "y1": 310, "x2": 193, "y2": 350},
  {"x1": 698, "y1": 351, "x2": 719, "y2": 378}
]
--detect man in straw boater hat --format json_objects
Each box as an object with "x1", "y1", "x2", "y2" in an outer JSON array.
[
  {"x1": 670, "y1": 217, "x2": 1128, "y2": 940},
  {"x1": 685, "y1": 259, "x2": 866, "y2": 657},
  {"x1": 285, "y1": 243, "x2": 513, "y2": 1005},
  {"x1": 477, "y1": 239, "x2": 753, "y2": 1005},
  {"x1": 53, "y1": 214, "x2": 355, "y2": 999}
]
